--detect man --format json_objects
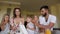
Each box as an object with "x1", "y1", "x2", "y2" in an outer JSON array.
[{"x1": 32, "y1": 5, "x2": 56, "y2": 34}]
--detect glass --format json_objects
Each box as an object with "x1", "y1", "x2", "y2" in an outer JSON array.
[{"x1": 45, "y1": 29, "x2": 51, "y2": 34}]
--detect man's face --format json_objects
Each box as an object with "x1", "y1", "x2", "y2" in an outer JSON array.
[{"x1": 40, "y1": 8, "x2": 48, "y2": 17}]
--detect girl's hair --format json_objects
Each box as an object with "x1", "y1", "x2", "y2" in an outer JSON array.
[
  {"x1": 1, "y1": 14, "x2": 10, "y2": 25},
  {"x1": 13, "y1": 8, "x2": 21, "y2": 18}
]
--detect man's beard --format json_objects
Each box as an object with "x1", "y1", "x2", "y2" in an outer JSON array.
[{"x1": 42, "y1": 13, "x2": 47, "y2": 17}]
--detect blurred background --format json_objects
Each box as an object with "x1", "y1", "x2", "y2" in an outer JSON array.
[{"x1": 0, "y1": 0, "x2": 60, "y2": 28}]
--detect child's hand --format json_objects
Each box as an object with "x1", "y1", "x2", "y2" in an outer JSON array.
[{"x1": 1, "y1": 25, "x2": 5, "y2": 31}]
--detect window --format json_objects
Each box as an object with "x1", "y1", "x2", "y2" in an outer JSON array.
[{"x1": 7, "y1": 8, "x2": 11, "y2": 15}]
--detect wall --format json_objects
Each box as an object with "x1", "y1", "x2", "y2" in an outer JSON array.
[
  {"x1": 50, "y1": 4, "x2": 60, "y2": 28},
  {"x1": 0, "y1": 4, "x2": 20, "y2": 23},
  {"x1": 0, "y1": 3, "x2": 60, "y2": 28}
]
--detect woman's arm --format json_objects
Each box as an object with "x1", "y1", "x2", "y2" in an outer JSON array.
[
  {"x1": 19, "y1": 24, "x2": 28, "y2": 34},
  {"x1": 10, "y1": 18, "x2": 17, "y2": 31}
]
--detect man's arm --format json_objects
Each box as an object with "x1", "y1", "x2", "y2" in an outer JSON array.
[
  {"x1": 47, "y1": 16, "x2": 56, "y2": 29},
  {"x1": 32, "y1": 20, "x2": 46, "y2": 29},
  {"x1": 45, "y1": 22, "x2": 54, "y2": 29},
  {"x1": 45, "y1": 16, "x2": 56, "y2": 29}
]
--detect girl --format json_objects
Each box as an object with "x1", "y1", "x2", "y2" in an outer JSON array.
[
  {"x1": 10, "y1": 8, "x2": 28, "y2": 34},
  {"x1": 0, "y1": 14, "x2": 10, "y2": 34},
  {"x1": 34, "y1": 15, "x2": 39, "y2": 34}
]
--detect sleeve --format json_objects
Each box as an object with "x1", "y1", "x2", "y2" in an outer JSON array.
[
  {"x1": 19, "y1": 24, "x2": 28, "y2": 34},
  {"x1": 50, "y1": 16, "x2": 56, "y2": 23}
]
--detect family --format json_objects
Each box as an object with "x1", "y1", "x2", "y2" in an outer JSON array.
[{"x1": 0, "y1": 5, "x2": 56, "y2": 34}]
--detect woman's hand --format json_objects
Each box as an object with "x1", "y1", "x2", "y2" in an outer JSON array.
[
  {"x1": 11, "y1": 26, "x2": 17, "y2": 31},
  {"x1": 10, "y1": 24, "x2": 17, "y2": 31}
]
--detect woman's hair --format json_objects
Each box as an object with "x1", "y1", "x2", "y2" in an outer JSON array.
[
  {"x1": 1, "y1": 14, "x2": 10, "y2": 25},
  {"x1": 13, "y1": 8, "x2": 21, "y2": 18}
]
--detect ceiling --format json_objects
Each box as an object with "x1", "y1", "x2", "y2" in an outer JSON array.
[{"x1": 0, "y1": 0, "x2": 60, "y2": 11}]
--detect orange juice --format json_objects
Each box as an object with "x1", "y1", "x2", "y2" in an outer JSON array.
[{"x1": 45, "y1": 29, "x2": 51, "y2": 34}]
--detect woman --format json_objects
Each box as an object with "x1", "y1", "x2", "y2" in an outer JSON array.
[
  {"x1": 0, "y1": 14, "x2": 10, "y2": 34},
  {"x1": 10, "y1": 8, "x2": 28, "y2": 34}
]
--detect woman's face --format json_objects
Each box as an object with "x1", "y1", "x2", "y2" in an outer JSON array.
[
  {"x1": 15, "y1": 9, "x2": 20, "y2": 16},
  {"x1": 4, "y1": 15, "x2": 9, "y2": 22}
]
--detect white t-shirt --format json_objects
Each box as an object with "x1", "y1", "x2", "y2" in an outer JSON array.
[
  {"x1": 27, "y1": 22, "x2": 35, "y2": 34},
  {"x1": 27, "y1": 22, "x2": 34, "y2": 28},
  {"x1": 39, "y1": 14, "x2": 56, "y2": 31}
]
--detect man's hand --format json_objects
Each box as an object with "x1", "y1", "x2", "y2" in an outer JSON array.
[
  {"x1": 45, "y1": 22, "x2": 54, "y2": 29},
  {"x1": 32, "y1": 20, "x2": 46, "y2": 29}
]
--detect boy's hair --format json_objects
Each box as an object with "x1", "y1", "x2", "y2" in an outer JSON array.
[{"x1": 27, "y1": 15, "x2": 34, "y2": 19}]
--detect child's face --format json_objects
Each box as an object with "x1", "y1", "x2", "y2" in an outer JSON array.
[
  {"x1": 34, "y1": 16, "x2": 38, "y2": 21},
  {"x1": 26, "y1": 17, "x2": 32, "y2": 22}
]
